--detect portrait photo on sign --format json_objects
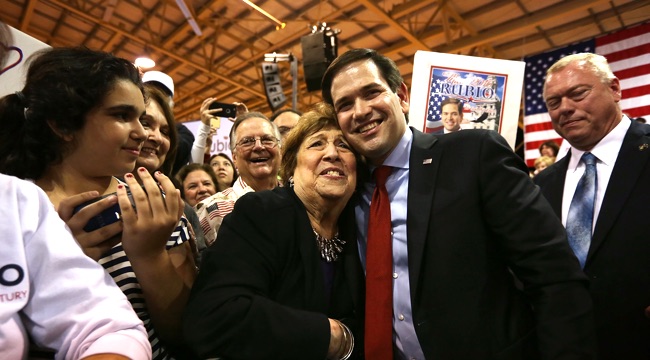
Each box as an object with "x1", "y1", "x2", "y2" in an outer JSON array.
[{"x1": 409, "y1": 51, "x2": 525, "y2": 149}]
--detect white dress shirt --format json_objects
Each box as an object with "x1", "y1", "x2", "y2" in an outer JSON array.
[
  {"x1": 561, "y1": 116, "x2": 631, "y2": 231},
  {"x1": 356, "y1": 129, "x2": 425, "y2": 360}
]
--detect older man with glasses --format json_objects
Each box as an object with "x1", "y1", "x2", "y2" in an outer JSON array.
[{"x1": 194, "y1": 112, "x2": 282, "y2": 246}]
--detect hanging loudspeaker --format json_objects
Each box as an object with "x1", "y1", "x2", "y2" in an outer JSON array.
[
  {"x1": 261, "y1": 62, "x2": 287, "y2": 111},
  {"x1": 300, "y1": 31, "x2": 338, "y2": 92}
]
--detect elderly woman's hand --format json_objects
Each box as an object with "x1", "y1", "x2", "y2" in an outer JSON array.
[
  {"x1": 118, "y1": 168, "x2": 184, "y2": 260},
  {"x1": 327, "y1": 319, "x2": 353, "y2": 360},
  {"x1": 57, "y1": 191, "x2": 123, "y2": 261}
]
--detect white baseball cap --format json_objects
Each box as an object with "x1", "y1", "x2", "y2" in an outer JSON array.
[{"x1": 142, "y1": 70, "x2": 174, "y2": 96}]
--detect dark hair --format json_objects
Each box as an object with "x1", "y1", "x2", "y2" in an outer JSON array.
[
  {"x1": 228, "y1": 112, "x2": 280, "y2": 152},
  {"x1": 269, "y1": 108, "x2": 302, "y2": 122},
  {"x1": 441, "y1": 97, "x2": 463, "y2": 114},
  {"x1": 279, "y1": 102, "x2": 366, "y2": 186},
  {"x1": 0, "y1": 47, "x2": 142, "y2": 180},
  {"x1": 176, "y1": 163, "x2": 219, "y2": 200},
  {"x1": 143, "y1": 83, "x2": 178, "y2": 176},
  {"x1": 321, "y1": 48, "x2": 404, "y2": 106},
  {"x1": 208, "y1": 153, "x2": 238, "y2": 190},
  {"x1": 538, "y1": 140, "x2": 560, "y2": 157}
]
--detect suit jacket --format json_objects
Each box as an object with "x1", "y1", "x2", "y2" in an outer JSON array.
[
  {"x1": 534, "y1": 120, "x2": 650, "y2": 359},
  {"x1": 183, "y1": 187, "x2": 365, "y2": 359},
  {"x1": 405, "y1": 128, "x2": 595, "y2": 359}
]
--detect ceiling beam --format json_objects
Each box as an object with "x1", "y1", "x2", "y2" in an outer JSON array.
[
  {"x1": 45, "y1": 0, "x2": 266, "y2": 100},
  {"x1": 434, "y1": 0, "x2": 609, "y2": 53},
  {"x1": 355, "y1": 0, "x2": 429, "y2": 49},
  {"x1": 390, "y1": 0, "x2": 436, "y2": 19},
  {"x1": 496, "y1": 1, "x2": 647, "y2": 55},
  {"x1": 378, "y1": 0, "x2": 608, "y2": 58},
  {"x1": 20, "y1": 0, "x2": 37, "y2": 31},
  {"x1": 161, "y1": 0, "x2": 223, "y2": 48},
  {"x1": 101, "y1": 31, "x2": 122, "y2": 52},
  {"x1": 173, "y1": 2, "x2": 361, "y2": 112}
]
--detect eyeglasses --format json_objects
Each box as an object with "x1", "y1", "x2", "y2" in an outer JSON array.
[{"x1": 236, "y1": 135, "x2": 279, "y2": 150}]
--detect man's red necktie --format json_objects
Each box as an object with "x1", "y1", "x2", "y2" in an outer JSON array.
[{"x1": 365, "y1": 166, "x2": 393, "y2": 360}]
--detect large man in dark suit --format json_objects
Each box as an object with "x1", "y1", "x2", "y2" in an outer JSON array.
[
  {"x1": 322, "y1": 48, "x2": 597, "y2": 360},
  {"x1": 534, "y1": 52, "x2": 650, "y2": 359}
]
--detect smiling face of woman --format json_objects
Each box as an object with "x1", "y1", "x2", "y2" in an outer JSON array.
[
  {"x1": 210, "y1": 154, "x2": 235, "y2": 191},
  {"x1": 64, "y1": 79, "x2": 147, "y2": 178},
  {"x1": 292, "y1": 127, "x2": 357, "y2": 207},
  {"x1": 137, "y1": 99, "x2": 171, "y2": 172},
  {"x1": 182, "y1": 169, "x2": 217, "y2": 206}
]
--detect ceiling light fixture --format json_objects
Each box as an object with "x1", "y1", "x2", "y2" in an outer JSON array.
[
  {"x1": 175, "y1": 0, "x2": 203, "y2": 36},
  {"x1": 134, "y1": 56, "x2": 156, "y2": 69},
  {"x1": 241, "y1": 0, "x2": 286, "y2": 30}
]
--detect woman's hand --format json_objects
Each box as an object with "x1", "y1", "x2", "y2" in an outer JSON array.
[
  {"x1": 118, "y1": 168, "x2": 184, "y2": 260},
  {"x1": 200, "y1": 97, "x2": 221, "y2": 126},
  {"x1": 208, "y1": 125, "x2": 217, "y2": 138},
  {"x1": 327, "y1": 318, "x2": 344, "y2": 359},
  {"x1": 57, "y1": 191, "x2": 123, "y2": 261},
  {"x1": 327, "y1": 319, "x2": 354, "y2": 360},
  {"x1": 227, "y1": 101, "x2": 249, "y2": 122},
  {"x1": 117, "y1": 168, "x2": 192, "y2": 344}
]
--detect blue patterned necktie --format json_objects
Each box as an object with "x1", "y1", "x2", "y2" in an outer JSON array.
[{"x1": 566, "y1": 152, "x2": 598, "y2": 268}]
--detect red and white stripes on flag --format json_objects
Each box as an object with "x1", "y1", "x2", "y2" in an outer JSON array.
[{"x1": 523, "y1": 22, "x2": 650, "y2": 167}]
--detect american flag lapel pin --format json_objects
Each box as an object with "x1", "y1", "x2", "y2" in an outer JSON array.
[
  {"x1": 639, "y1": 143, "x2": 649, "y2": 151},
  {"x1": 423, "y1": 158, "x2": 432, "y2": 165}
]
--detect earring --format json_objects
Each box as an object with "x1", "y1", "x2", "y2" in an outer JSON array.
[{"x1": 288, "y1": 176, "x2": 294, "y2": 187}]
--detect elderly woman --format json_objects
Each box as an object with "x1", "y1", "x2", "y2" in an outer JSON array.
[
  {"x1": 177, "y1": 163, "x2": 219, "y2": 207},
  {"x1": 183, "y1": 103, "x2": 364, "y2": 359}
]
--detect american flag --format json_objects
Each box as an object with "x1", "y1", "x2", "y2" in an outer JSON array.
[
  {"x1": 523, "y1": 21, "x2": 650, "y2": 167},
  {"x1": 425, "y1": 77, "x2": 446, "y2": 132}
]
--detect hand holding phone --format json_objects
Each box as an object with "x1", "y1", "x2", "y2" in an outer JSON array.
[
  {"x1": 58, "y1": 191, "x2": 126, "y2": 260},
  {"x1": 119, "y1": 169, "x2": 184, "y2": 259},
  {"x1": 209, "y1": 101, "x2": 237, "y2": 118},
  {"x1": 72, "y1": 190, "x2": 134, "y2": 232}
]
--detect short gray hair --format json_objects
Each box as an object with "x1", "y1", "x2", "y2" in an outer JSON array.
[
  {"x1": 544, "y1": 53, "x2": 615, "y2": 97},
  {"x1": 228, "y1": 112, "x2": 281, "y2": 152}
]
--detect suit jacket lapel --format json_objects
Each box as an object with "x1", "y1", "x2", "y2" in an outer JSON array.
[
  {"x1": 590, "y1": 121, "x2": 650, "y2": 261},
  {"x1": 407, "y1": 129, "x2": 440, "y2": 297}
]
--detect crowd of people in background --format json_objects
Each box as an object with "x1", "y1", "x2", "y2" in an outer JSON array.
[{"x1": 1, "y1": 19, "x2": 649, "y2": 360}]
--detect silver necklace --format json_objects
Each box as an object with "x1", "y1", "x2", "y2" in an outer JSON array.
[{"x1": 312, "y1": 228, "x2": 346, "y2": 262}]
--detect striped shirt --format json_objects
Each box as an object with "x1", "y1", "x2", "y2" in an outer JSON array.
[
  {"x1": 99, "y1": 197, "x2": 192, "y2": 360},
  {"x1": 194, "y1": 177, "x2": 254, "y2": 247}
]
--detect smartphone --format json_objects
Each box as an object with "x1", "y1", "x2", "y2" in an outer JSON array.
[
  {"x1": 209, "y1": 101, "x2": 237, "y2": 118},
  {"x1": 72, "y1": 191, "x2": 134, "y2": 232}
]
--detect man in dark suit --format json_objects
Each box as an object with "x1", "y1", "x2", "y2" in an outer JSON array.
[
  {"x1": 534, "y1": 52, "x2": 650, "y2": 359},
  {"x1": 321, "y1": 48, "x2": 596, "y2": 360}
]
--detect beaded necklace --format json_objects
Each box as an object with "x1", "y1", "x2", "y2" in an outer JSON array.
[{"x1": 312, "y1": 228, "x2": 346, "y2": 262}]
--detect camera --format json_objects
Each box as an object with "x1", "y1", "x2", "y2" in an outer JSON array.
[
  {"x1": 72, "y1": 190, "x2": 135, "y2": 232},
  {"x1": 208, "y1": 101, "x2": 237, "y2": 118}
]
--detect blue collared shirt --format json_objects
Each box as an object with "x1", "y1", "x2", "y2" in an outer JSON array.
[{"x1": 356, "y1": 129, "x2": 425, "y2": 360}]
